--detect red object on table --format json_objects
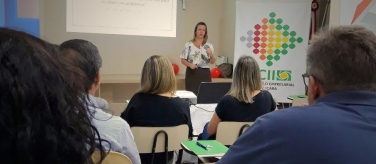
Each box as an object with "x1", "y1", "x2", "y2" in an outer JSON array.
[{"x1": 210, "y1": 68, "x2": 221, "y2": 78}]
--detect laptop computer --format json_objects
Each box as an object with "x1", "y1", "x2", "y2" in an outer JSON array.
[{"x1": 197, "y1": 82, "x2": 232, "y2": 104}]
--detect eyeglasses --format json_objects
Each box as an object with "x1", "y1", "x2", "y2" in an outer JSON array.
[{"x1": 302, "y1": 73, "x2": 309, "y2": 95}]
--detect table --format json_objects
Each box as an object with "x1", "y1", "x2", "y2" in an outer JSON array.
[
  {"x1": 190, "y1": 104, "x2": 217, "y2": 135},
  {"x1": 287, "y1": 95, "x2": 308, "y2": 100},
  {"x1": 180, "y1": 141, "x2": 222, "y2": 163},
  {"x1": 98, "y1": 74, "x2": 231, "y2": 102}
]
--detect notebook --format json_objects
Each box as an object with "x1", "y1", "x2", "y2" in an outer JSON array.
[
  {"x1": 181, "y1": 140, "x2": 229, "y2": 157},
  {"x1": 287, "y1": 95, "x2": 307, "y2": 100}
]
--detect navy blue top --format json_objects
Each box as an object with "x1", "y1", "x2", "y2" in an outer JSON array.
[
  {"x1": 216, "y1": 91, "x2": 276, "y2": 122},
  {"x1": 121, "y1": 93, "x2": 193, "y2": 138},
  {"x1": 121, "y1": 93, "x2": 193, "y2": 164},
  {"x1": 218, "y1": 91, "x2": 376, "y2": 164}
]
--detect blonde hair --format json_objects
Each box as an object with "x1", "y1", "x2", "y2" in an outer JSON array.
[
  {"x1": 228, "y1": 55, "x2": 262, "y2": 103},
  {"x1": 139, "y1": 55, "x2": 177, "y2": 94}
]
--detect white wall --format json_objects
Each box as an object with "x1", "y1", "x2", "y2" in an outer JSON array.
[
  {"x1": 40, "y1": 0, "x2": 225, "y2": 75},
  {"x1": 40, "y1": 0, "x2": 333, "y2": 75},
  {"x1": 220, "y1": 0, "x2": 236, "y2": 64},
  {"x1": 329, "y1": 0, "x2": 341, "y2": 26}
]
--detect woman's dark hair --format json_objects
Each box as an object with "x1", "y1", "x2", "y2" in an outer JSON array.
[
  {"x1": 59, "y1": 39, "x2": 102, "y2": 90},
  {"x1": 193, "y1": 22, "x2": 208, "y2": 45},
  {"x1": 0, "y1": 28, "x2": 106, "y2": 164}
]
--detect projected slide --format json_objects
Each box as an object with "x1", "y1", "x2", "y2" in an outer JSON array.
[
  {"x1": 66, "y1": 0, "x2": 177, "y2": 37},
  {"x1": 340, "y1": 0, "x2": 376, "y2": 33}
]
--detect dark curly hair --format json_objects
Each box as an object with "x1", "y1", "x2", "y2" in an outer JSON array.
[
  {"x1": 0, "y1": 28, "x2": 106, "y2": 163},
  {"x1": 59, "y1": 39, "x2": 102, "y2": 90}
]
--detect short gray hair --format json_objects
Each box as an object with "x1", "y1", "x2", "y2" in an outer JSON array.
[
  {"x1": 307, "y1": 25, "x2": 376, "y2": 93},
  {"x1": 228, "y1": 55, "x2": 262, "y2": 103}
]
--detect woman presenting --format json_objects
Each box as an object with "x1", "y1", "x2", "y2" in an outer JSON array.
[{"x1": 180, "y1": 22, "x2": 216, "y2": 95}]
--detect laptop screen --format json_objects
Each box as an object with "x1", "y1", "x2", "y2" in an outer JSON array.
[{"x1": 197, "y1": 82, "x2": 232, "y2": 104}]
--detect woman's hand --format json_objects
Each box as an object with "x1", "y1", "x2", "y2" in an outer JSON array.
[
  {"x1": 189, "y1": 63, "x2": 198, "y2": 69},
  {"x1": 206, "y1": 47, "x2": 216, "y2": 64},
  {"x1": 206, "y1": 47, "x2": 213, "y2": 57}
]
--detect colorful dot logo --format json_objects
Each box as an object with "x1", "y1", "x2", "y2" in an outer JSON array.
[{"x1": 240, "y1": 12, "x2": 304, "y2": 67}]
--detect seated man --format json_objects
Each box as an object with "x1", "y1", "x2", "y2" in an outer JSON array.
[
  {"x1": 59, "y1": 39, "x2": 141, "y2": 164},
  {"x1": 218, "y1": 25, "x2": 376, "y2": 164}
]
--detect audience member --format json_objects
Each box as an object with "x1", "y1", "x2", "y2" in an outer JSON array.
[
  {"x1": 59, "y1": 39, "x2": 141, "y2": 164},
  {"x1": 0, "y1": 28, "x2": 106, "y2": 163},
  {"x1": 121, "y1": 55, "x2": 193, "y2": 164},
  {"x1": 218, "y1": 25, "x2": 376, "y2": 164},
  {"x1": 199, "y1": 55, "x2": 276, "y2": 140}
]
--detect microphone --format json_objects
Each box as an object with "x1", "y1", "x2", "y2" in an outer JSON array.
[
  {"x1": 203, "y1": 45, "x2": 209, "y2": 50},
  {"x1": 203, "y1": 45, "x2": 210, "y2": 57}
]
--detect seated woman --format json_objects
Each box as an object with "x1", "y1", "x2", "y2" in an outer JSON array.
[
  {"x1": 199, "y1": 55, "x2": 276, "y2": 140},
  {"x1": 121, "y1": 55, "x2": 193, "y2": 164},
  {"x1": 0, "y1": 28, "x2": 106, "y2": 163}
]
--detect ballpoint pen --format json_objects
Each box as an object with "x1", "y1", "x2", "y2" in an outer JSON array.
[{"x1": 197, "y1": 141, "x2": 208, "y2": 150}]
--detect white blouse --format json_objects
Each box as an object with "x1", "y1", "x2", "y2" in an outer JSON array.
[{"x1": 180, "y1": 41, "x2": 214, "y2": 68}]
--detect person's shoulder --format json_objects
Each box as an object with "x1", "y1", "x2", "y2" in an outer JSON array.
[
  {"x1": 217, "y1": 95, "x2": 239, "y2": 106},
  {"x1": 97, "y1": 111, "x2": 131, "y2": 130},
  {"x1": 257, "y1": 104, "x2": 328, "y2": 128},
  {"x1": 205, "y1": 41, "x2": 213, "y2": 45},
  {"x1": 255, "y1": 90, "x2": 274, "y2": 101},
  {"x1": 259, "y1": 90, "x2": 273, "y2": 97},
  {"x1": 113, "y1": 116, "x2": 132, "y2": 131},
  {"x1": 184, "y1": 41, "x2": 193, "y2": 47},
  {"x1": 252, "y1": 103, "x2": 351, "y2": 144},
  {"x1": 130, "y1": 92, "x2": 141, "y2": 98},
  {"x1": 110, "y1": 115, "x2": 130, "y2": 125},
  {"x1": 171, "y1": 97, "x2": 190, "y2": 107},
  {"x1": 205, "y1": 42, "x2": 214, "y2": 47},
  {"x1": 93, "y1": 113, "x2": 134, "y2": 149},
  {"x1": 220, "y1": 95, "x2": 236, "y2": 102},
  {"x1": 93, "y1": 97, "x2": 109, "y2": 110},
  {"x1": 130, "y1": 92, "x2": 148, "y2": 100}
]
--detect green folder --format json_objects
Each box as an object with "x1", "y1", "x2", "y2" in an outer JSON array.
[
  {"x1": 287, "y1": 95, "x2": 307, "y2": 100},
  {"x1": 181, "y1": 140, "x2": 228, "y2": 157}
]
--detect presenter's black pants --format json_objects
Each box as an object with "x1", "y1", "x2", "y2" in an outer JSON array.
[{"x1": 185, "y1": 67, "x2": 211, "y2": 96}]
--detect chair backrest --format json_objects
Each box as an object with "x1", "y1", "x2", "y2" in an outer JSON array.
[
  {"x1": 216, "y1": 122, "x2": 254, "y2": 146},
  {"x1": 292, "y1": 98, "x2": 308, "y2": 107},
  {"x1": 92, "y1": 151, "x2": 132, "y2": 164},
  {"x1": 131, "y1": 124, "x2": 189, "y2": 153}
]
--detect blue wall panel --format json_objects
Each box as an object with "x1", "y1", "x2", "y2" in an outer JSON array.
[
  {"x1": 0, "y1": 0, "x2": 4, "y2": 27},
  {"x1": 4, "y1": 0, "x2": 40, "y2": 37}
]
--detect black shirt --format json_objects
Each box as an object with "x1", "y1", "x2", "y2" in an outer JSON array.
[
  {"x1": 121, "y1": 93, "x2": 193, "y2": 138},
  {"x1": 216, "y1": 90, "x2": 276, "y2": 122}
]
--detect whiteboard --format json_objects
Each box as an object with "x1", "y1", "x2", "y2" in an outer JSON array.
[{"x1": 66, "y1": 0, "x2": 177, "y2": 37}]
